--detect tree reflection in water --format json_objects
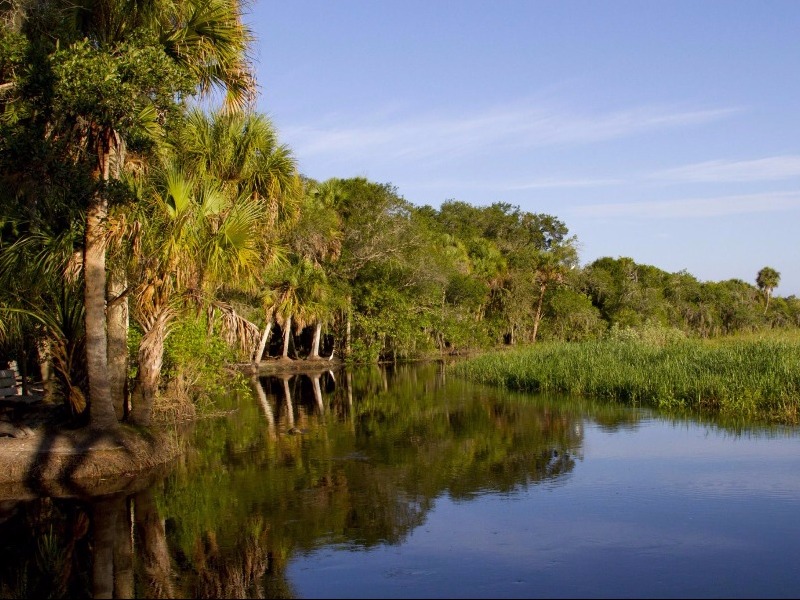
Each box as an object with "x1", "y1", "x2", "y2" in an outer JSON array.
[{"x1": 0, "y1": 362, "x2": 635, "y2": 598}]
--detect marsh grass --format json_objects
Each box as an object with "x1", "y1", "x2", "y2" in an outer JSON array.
[{"x1": 451, "y1": 330, "x2": 800, "y2": 424}]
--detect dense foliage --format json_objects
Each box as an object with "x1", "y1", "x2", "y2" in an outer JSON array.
[{"x1": 1, "y1": 2, "x2": 798, "y2": 427}]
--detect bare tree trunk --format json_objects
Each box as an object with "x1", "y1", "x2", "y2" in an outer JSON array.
[
  {"x1": 309, "y1": 322, "x2": 322, "y2": 359},
  {"x1": 281, "y1": 316, "x2": 292, "y2": 359},
  {"x1": 107, "y1": 271, "x2": 129, "y2": 420},
  {"x1": 345, "y1": 299, "x2": 352, "y2": 358},
  {"x1": 252, "y1": 318, "x2": 273, "y2": 367},
  {"x1": 531, "y1": 283, "x2": 547, "y2": 343}
]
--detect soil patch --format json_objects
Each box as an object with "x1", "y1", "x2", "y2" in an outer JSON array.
[{"x1": 0, "y1": 398, "x2": 181, "y2": 500}]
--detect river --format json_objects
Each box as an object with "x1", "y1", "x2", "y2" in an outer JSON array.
[{"x1": 1, "y1": 361, "x2": 799, "y2": 598}]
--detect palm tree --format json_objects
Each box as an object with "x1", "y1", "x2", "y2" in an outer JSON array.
[
  {"x1": 3, "y1": 0, "x2": 255, "y2": 431},
  {"x1": 290, "y1": 182, "x2": 344, "y2": 360},
  {"x1": 175, "y1": 108, "x2": 301, "y2": 230},
  {"x1": 172, "y1": 109, "x2": 300, "y2": 365},
  {"x1": 306, "y1": 279, "x2": 336, "y2": 360},
  {"x1": 128, "y1": 159, "x2": 264, "y2": 426},
  {"x1": 756, "y1": 266, "x2": 781, "y2": 313},
  {"x1": 0, "y1": 222, "x2": 90, "y2": 415},
  {"x1": 266, "y1": 257, "x2": 330, "y2": 361}
]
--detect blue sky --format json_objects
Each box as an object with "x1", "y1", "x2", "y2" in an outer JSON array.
[{"x1": 246, "y1": 1, "x2": 800, "y2": 296}]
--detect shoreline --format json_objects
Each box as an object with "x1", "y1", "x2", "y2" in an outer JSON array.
[{"x1": 0, "y1": 421, "x2": 182, "y2": 499}]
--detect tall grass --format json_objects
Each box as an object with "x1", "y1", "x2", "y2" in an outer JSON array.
[{"x1": 451, "y1": 330, "x2": 800, "y2": 424}]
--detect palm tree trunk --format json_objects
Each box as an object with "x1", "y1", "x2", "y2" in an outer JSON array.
[
  {"x1": 281, "y1": 316, "x2": 292, "y2": 359},
  {"x1": 17, "y1": 344, "x2": 28, "y2": 396},
  {"x1": 134, "y1": 488, "x2": 175, "y2": 598},
  {"x1": 85, "y1": 191, "x2": 118, "y2": 431},
  {"x1": 345, "y1": 371, "x2": 355, "y2": 432},
  {"x1": 309, "y1": 322, "x2": 322, "y2": 359},
  {"x1": 251, "y1": 376, "x2": 276, "y2": 439},
  {"x1": 107, "y1": 272, "x2": 129, "y2": 420},
  {"x1": 252, "y1": 318, "x2": 273, "y2": 366},
  {"x1": 37, "y1": 338, "x2": 55, "y2": 401},
  {"x1": 113, "y1": 496, "x2": 134, "y2": 600},
  {"x1": 311, "y1": 373, "x2": 324, "y2": 414},
  {"x1": 281, "y1": 376, "x2": 295, "y2": 430},
  {"x1": 86, "y1": 129, "x2": 119, "y2": 430},
  {"x1": 345, "y1": 298, "x2": 352, "y2": 358},
  {"x1": 91, "y1": 497, "x2": 117, "y2": 599},
  {"x1": 130, "y1": 312, "x2": 169, "y2": 427}
]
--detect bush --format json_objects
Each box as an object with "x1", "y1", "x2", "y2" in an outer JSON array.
[{"x1": 162, "y1": 314, "x2": 248, "y2": 410}]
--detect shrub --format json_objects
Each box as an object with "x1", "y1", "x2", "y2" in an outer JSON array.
[{"x1": 162, "y1": 314, "x2": 248, "y2": 411}]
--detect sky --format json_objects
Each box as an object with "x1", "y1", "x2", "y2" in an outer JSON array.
[{"x1": 245, "y1": 1, "x2": 800, "y2": 297}]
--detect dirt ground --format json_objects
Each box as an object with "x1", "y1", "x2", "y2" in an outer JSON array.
[{"x1": 0, "y1": 397, "x2": 180, "y2": 500}]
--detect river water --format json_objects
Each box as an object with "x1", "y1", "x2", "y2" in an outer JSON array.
[{"x1": 1, "y1": 361, "x2": 799, "y2": 598}]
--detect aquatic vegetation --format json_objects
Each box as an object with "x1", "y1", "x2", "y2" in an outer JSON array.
[{"x1": 452, "y1": 333, "x2": 800, "y2": 424}]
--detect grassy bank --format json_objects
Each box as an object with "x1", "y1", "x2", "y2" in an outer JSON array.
[{"x1": 451, "y1": 331, "x2": 800, "y2": 424}]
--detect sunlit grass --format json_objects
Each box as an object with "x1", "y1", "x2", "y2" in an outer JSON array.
[{"x1": 451, "y1": 331, "x2": 800, "y2": 424}]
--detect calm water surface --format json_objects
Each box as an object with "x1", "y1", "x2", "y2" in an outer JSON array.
[{"x1": 1, "y1": 362, "x2": 799, "y2": 598}]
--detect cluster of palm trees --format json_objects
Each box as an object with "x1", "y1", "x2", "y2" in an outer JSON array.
[{"x1": 0, "y1": 0, "x2": 323, "y2": 431}]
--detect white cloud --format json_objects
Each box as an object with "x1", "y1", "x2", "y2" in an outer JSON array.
[
  {"x1": 283, "y1": 102, "x2": 740, "y2": 165},
  {"x1": 571, "y1": 191, "x2": 800, "y2": 219},
  {"x1": 407, "y1": 154, "x2": 800, "y2": 196},
  {"x1": 501, "y1": 178, "x2": 626, "y2": 190},
  {"x1": 649, "y1": 156, "x2": 800, "y2": 183},
  {"x1": 407, "y1": 176, "x2": 625, "y2": 192}
]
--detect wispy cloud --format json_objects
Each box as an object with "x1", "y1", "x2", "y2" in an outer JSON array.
[
  {"x1": 649, "y1": 156, "x2": 800, "y2": 183},
  {"x1": 283, "y1": 102, "x2": 740, "y2": 165},
  {"x1": 408, "y1": 176, "x2": 625, "y2": 192},
  {"x1": 571, "y1": 191, "x2": 800, "y2": 219},
  {"x1": 411, "y1": 154, "x2": 800, "y2": 195},
  {"x1": 501, "y1": 177, "x2": 626, "y2": 190}
]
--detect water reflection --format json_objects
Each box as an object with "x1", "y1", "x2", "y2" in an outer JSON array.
[{"x1": 5, "y1": 361, "x2": 785, "y2": 598}]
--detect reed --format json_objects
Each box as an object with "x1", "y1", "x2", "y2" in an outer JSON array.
[{"x1": 451, "y1": 331, "x2": 800, "y2": 424}]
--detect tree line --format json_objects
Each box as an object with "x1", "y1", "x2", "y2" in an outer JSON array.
[{"x1": 2, "y1": 0, "x2": 798, "y2": 432}]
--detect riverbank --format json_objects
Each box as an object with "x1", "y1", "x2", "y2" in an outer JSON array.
[
  {"x1": 250, "y1": 355, "x2": 345, "y2": 375},
  {"x1": 0, "y1": 398, "x2": 181, "y2": 497},
  {"x1": 0, "y1": 353, "x2": 470, "y2": 496},
  {"x1": 0, "y1": 358, "x2": 341, "y2": 496}
]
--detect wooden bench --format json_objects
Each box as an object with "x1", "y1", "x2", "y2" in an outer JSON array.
[
  {"x1": 0, "y1": 369, "x2": 17, "y2": 398},
  {"x1": 0, "y1": 369, "x2": 45, "y2": 430}
]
